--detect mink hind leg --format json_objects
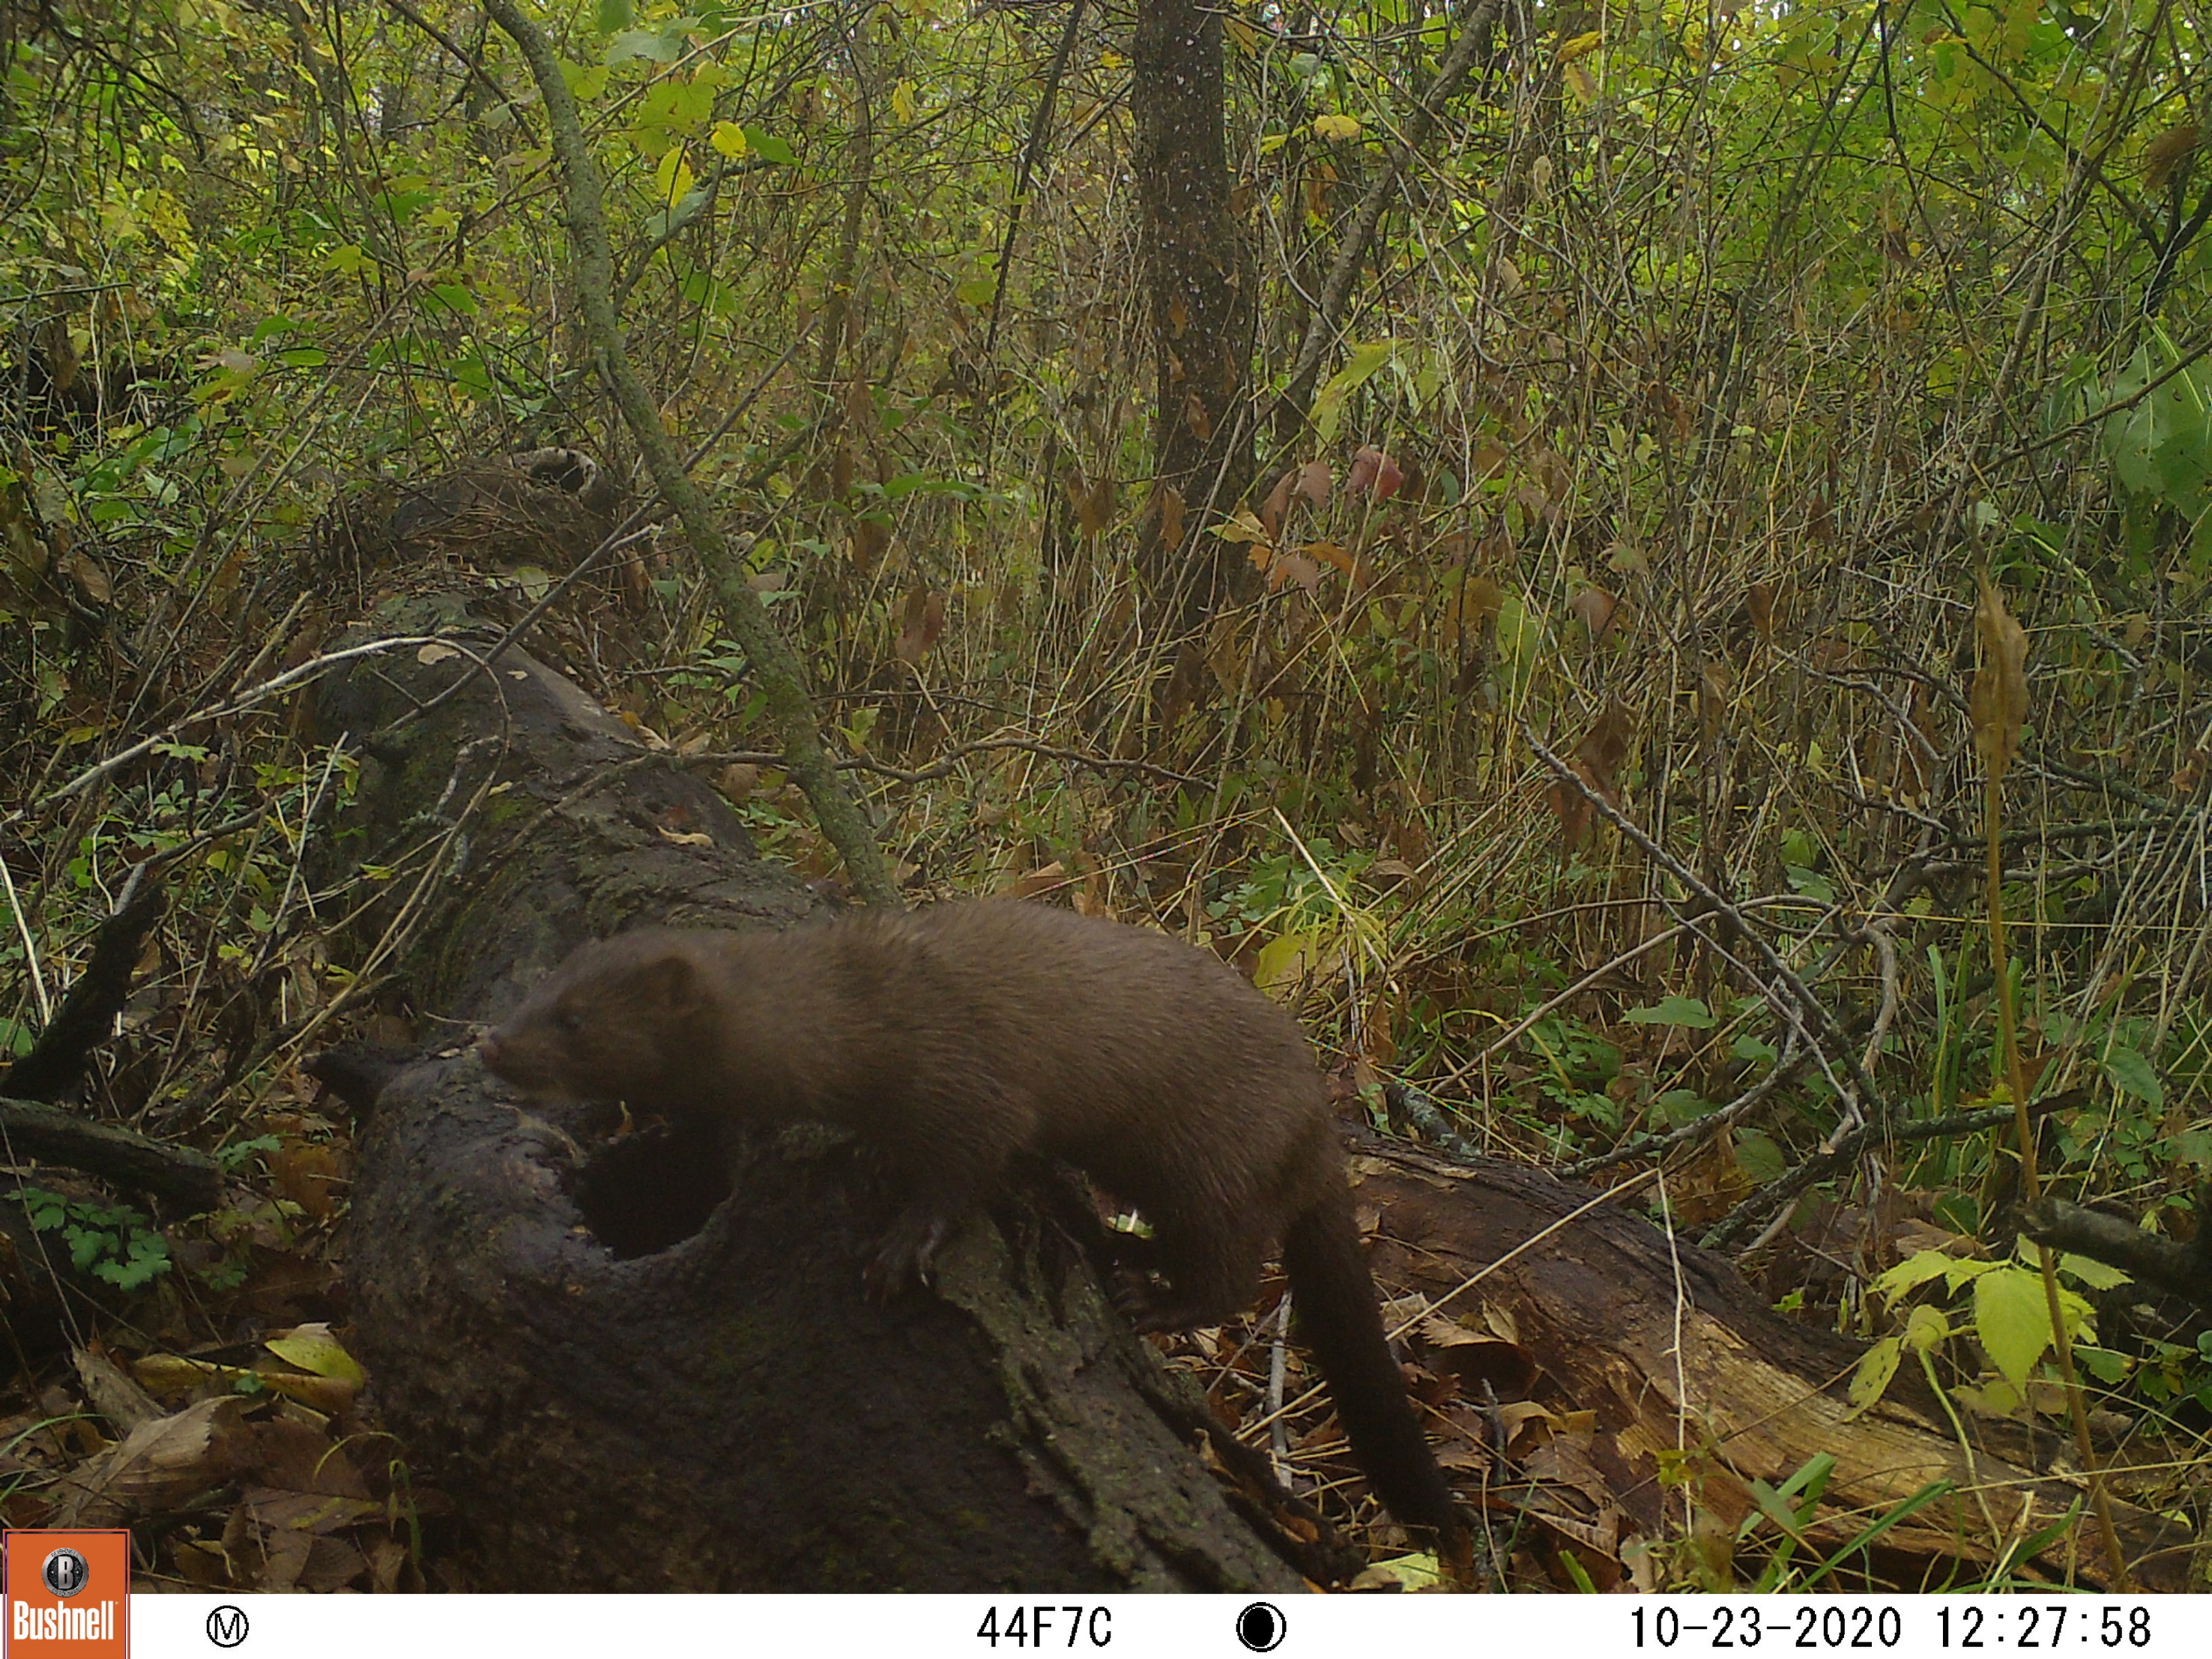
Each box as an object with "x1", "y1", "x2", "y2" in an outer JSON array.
[{"x1": 1122, "y1": 1218, "x2": 1263, "y2": 1333}]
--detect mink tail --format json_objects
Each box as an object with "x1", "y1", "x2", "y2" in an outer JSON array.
[{"x1": 1281, "y1": 1187, "x2": 1466, "y2": 1544}]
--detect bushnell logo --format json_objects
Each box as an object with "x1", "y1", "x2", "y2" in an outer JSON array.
[{"x1": 39, "y1": 1548, "x2": 88, "y2": 1598}]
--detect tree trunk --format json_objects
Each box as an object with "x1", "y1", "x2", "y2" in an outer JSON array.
[{"x1": 1132, "y1": 0, "x2": 1254, "y2": 626}]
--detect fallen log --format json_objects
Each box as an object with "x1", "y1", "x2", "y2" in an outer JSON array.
[{"x1": 1350, "y1": 1145, "x2": 2199, "y2": 1590}]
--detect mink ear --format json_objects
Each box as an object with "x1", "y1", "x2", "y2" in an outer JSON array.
[{"x1": 641, "y1": 952, "x2": 698, "y2": 1012}]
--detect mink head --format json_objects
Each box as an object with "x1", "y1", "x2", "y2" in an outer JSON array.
[{"x1": 477, "y1": 932, "x2": 707, "y2": 1110}]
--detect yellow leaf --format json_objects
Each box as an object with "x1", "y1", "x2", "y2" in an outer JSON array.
[
  {"x1": 655, "y1": 148, "x2": 695, "y2": 208},
  {"x1": 1311, "y1": 339, "x2": 1394, "y2": 444},
  {"x1": 1843, "y1": 1335, "x2": 1902, "y2": 1418},
  {"x1": 1208, "y1": 508, "x2": 1273, "y2": 546},
  {"x1": 890, "y1": 79, "x2": 916, "y2": 124},
  {"x1": 1559, "y1": 28, "x2": 1604, "y2": 61},
  {"x1": 1254, "y1": 928, "x2": 1325, "y2": 997},
  {"x1": 265, "y1": 1323, "x2": 366, "y2": 1385},
  {"x1": 710, "y1": 120, "x2": 749, "y2": 159},
  {"x1": 1314, "y1": 113, "x2": 1362, "y2": 142}
]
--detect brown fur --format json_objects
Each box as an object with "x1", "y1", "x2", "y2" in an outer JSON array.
[{"x1": 479, "y1": 900, "x2": 1464, "y2": 1541}]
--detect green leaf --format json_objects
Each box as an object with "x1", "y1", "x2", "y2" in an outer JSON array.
[
  {"x1": 1311, "y1": 339, "x2": 1394, "y2": 444},
  {"x1": 1903, "y1": 1302, "x2": 1950, "y2": 1351},
  {"x1": 1622, "y1": 994, "x2": 1716, "y2": 1029},
  {"x1": 605, "y1": 27, "x2": 686, "y2": 64},
  {"x1": 424, "y1": 283, "x2": 479, "y2": 318},
  {"x1": 1871, "y1": 1248, "x2": 1956, "y2": 1299},
  {"x1": 1974, "y1": 1265, "x2": 2053, "y2": 1390},
  {"x1": 1730, "y1": 1032, "x2": 1778, "y2": 1067},
  {"x1": 2102, "y1": 1044, "x2": 2163, "y2": 1107},
  {"x1": 1734, "y1": 1128, "x2": 1784, "y2": 1182},
  {"x1": 742, "y1": 127, "x2": 797, "y2": 166},
  {"x1": 2059, "y1": 1251, "x2": 2132, "y2": 1292},
  {"x1": 2074, "y1": 1345, "x2": 2130, "y2": 1385},
  {"x1": 1783, "y1": 864, "x2": 1835, "y2": 903}
]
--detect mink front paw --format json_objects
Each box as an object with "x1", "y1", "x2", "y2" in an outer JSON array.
[{"x1": 863, "y1": 1211, "x2": 952, "y2": 1305}]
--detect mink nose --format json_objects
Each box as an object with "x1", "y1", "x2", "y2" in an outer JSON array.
[{"x1": 475, "y1": 1032, "x2": 504, "y2": 1070}]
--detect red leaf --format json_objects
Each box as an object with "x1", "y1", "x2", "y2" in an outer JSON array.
[{"x1": 1348, "y1": 444, "x2": 1403, "y2": 499}]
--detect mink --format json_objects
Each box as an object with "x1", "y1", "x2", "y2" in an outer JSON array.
[{"x1": 477, "y1": 900, "x2": 1465, "y2": 1544}]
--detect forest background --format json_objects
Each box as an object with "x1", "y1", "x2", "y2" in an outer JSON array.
[{"x1": 1, "y1": 0, "x2": 2210, "y2": 1590}]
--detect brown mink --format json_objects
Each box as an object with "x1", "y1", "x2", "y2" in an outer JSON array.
[{"x1": 477, "y1": 900, "x2": 1464, "y2": 1544}]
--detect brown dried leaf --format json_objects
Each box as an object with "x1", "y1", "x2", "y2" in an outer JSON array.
[
  {"x1": 1577, "y1": 699, "x2": 1634, "y2": 803},
  {"x1": 270, "y1": 1138, "x2": 345, "y2": 1221},
  {"x1": 1160, "y1": 638, "x2": 1206, "y2": 724},
  {"x1": 1258, "y1": 471, "x2": 1295, "y2": 543},
  {"x1": 2146, "y1": 121, "x2": 2201, "y2": 192},
  {"x1": 1747, "y1": 580, "x2": 1776, "y2": 642},
  {"x1": 297, "y1": 1535, "x2": 370, "y2": 1593},
  {"x1": 1971, "y1": 572, "x2": 2029, "y2": 784},
  {"x1": 1076, "y1": 471, "x2": 1116, "y2": 537},
  {"x1": 850, "y1": 519, "x2": 890, "y2": 575},
  {"x1": 52, "y1": 1397, "x2": 255, "y2": 1528},
  {"x1": 1548, "y1": 779, "x2": 1592, "y2": 848},
  {"x1": 1182, "y1": 389, "x2": 1213, "y2": 440},
  {"x1": 58, "y1": 548, "x2": 110, "y2": 605},
  {"x1": 894, "y1": 587, "x2": 946, "y2": 664},
  {"x1": 1268, "y1": 552, "x2": 1323, "y2": 594},
  {"x1": 1155, "y1": 485, "x2": 1185, "y2": 553},
  {"x1": 1296, "y1": 459, "x2": 1332, "y2": 508},
  {"x1": 1568, "y1": 585, "x2": 1619, "y2": 645},
  {"x1": 2172, "y1": 746, "x2": 2210, "y2": 797},
  {"x1": 1207, "y1": 613, "x2": 1248, "y2": 695},
  {"x1": 1557, "y1": 703, "x2": 1646, "y2": 844},
  {"x1": 997, "y1": 862, "x2": 1069, "y2": 901},
  {"x1": 1305, "y1": 540, "x2": 1355, "y2": 575}
]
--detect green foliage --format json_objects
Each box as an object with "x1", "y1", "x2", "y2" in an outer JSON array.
[
  {"x1": 19, "y1": 1186, "x2": 171, "y2": 1290},
  {"x1": 1855, "y1": 1245, "x2": 2115, "y2": 1420}
]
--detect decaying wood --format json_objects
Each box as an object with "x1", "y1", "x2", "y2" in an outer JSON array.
[{"x1": 1350, "y1": 1143, "x2": 2199, "y2": 1590}]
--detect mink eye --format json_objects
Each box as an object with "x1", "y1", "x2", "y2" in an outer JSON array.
[{"x1": 554, "y1": 1009, "x2": 584, "y2": 1033}]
